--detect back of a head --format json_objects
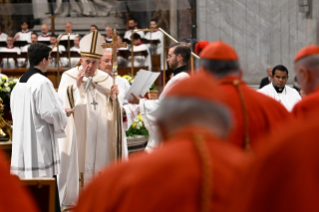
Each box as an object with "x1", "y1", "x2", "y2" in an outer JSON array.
[
  {"x1": 28, "y1": 43, "x2": 51, "y2": 67},
  {"x1": 132, "y1": 33, "x2": 141, "y2": 40},
  {"x1": 156, "y1": 72, "x2": 231, "y2": 139},
  {"x1": 199, "y1": 41, "x2": 240, "y2": 79},
  {"x1": 173, "y1": 45, "x2": 191, "y2": 65}
]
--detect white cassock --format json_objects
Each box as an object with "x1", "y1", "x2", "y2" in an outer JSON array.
[
  {"x1": 144, "y1": 30, "x2": 166, "y2": 70},
  {"x1": 70, "y1": 46, "x2": 81, "y2": 67},
  {"x1": 57, "y1": 66, "x2": 125, "y2": 209},
  {"x1": 139, "y1": 72, "x2": 190, "y2": 152},
  {"x1": 15, "y1": 30, "x2": 32, "y2": 43},
  {"x1": 49, "y1": 45, "x2": 68, "y2": 67},
  {"x1": 116, "y1": 76, "x2": 139, "y2": 133},
  {"x1": 127, "y1": 44, "x2": 152, "y2": 70},
  {"x1": 0, "y1": 46, "x2": 21, "y2": 68},
  {"x1": 124, "y1": 29, "x2": 144, "y2": 41},
  {"x1": 38, "y1": 33, "x2": 51, "y2": 41},
  {"x1": 105, "y1": 37, "x2": 112, "y2": 42},
  {"x1": 258, "y1": 83, "x2": 301, "y2": 111},
  {"x1": 0, "y1": 32, "x2": 8, "y2": 41},
  {"x1": 10, "y1": 69, "x2": 67, "y2": 178}
]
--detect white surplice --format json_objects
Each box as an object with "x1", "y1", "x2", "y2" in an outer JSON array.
[
  {"x1": 0, "y1": 46, "x2": 21, "y2": 68},
  {"x1": 10, "y1": 71, "x2": 67, "y2": 178},
  {"x1": 0, "y1": 32, "x2": 8, "y2": 41},
  {"x1": 57, "y1": 66, "x2": 125, "y2": 209},
  {"x1": 49, "y1": 45, "x2": 68, "y2": 67},
  {"x1": 139, "y1": 72, "x2": 190, "y2": 152},
  {"x1": 70, "y1": 46, "x2": 81, "y2": 67},
  {"x1": 258, "y1": 83, "x2": 301, "y2": 111},
  {"x1": 124, "y1": 30, "x2": 144, "y2": 41},
  {"x1": 127, "y1": 44, "x2": 152, "y2": 70},
  {"x1": 15, "y1": 30, "x2": 32, "y2": 43},
  {"x1": 37, "y1": 33, "x2": 51, "y2": 41},
  {"x1": 144, "y1": 30, "x2": 166, "y2": 70}
]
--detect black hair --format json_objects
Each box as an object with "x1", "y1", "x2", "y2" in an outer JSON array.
[
  {"x1": 28, "y1": 43, "x2": 51, "y2": 67},
  {"x1": 91, "y1": 25, "x2": 99, "y2": 30},
  {"x1": 272, "y1": 65, "x2": 288, "y2": 76},
  {"x1": 50, "y1": 34, "x2": 57, "y2": 38},
  {"x1": 129, "y1": 17, "x2": 137, "y2": 23},
  {"x1": 199, "y1": 59, "x2": 241, "y2": 78},
  {"x1": 173, "y1": 45, "x2": 191, "y2": 64},
  {"x1": 150, "y1": 18, "x2": 158, "y2": 23},
  {"x1": 132, "y1": 33, "x2": 141, "y2": 40},
  {"x1": 31, "y1": 32, "x2": 38, "y2": 37}
]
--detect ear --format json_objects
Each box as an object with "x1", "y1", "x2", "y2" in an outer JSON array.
[
  {"x1": 299, "y1": 67, "x2": 310, "y2": 82},
  {"x1": 176, "y1": 54, "x2": 183, "y2": 62}
]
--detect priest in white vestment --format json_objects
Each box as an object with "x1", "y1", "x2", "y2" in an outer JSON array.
[
  {"x1": 14, "y1": 21, "x2": 32, "y2": 43},
  {"x1": 100, "y1": 50, "x2": 139, "y2": 150},
  {"x1": 144, "y1": 19, "x2": 166, "y2": 70},
  {"x1": 129, "y1": 44, "x2": 191, "y2": 152},
  {"x1": 37, "y1": 24, "x2": 51, "y2": 42},
  {"x1": 127, "y1": 33, "x2": 152, "y2": 69},
  {"x1": 0, "y1": 36, "x2": 21, "y2": 68},
  {"x1": 70, "y1": 36, "x2": 81, "y2": 67},
  {"x1": 124, "y1": 19, "x2": 144, "y2": 41},
  {"x1": 49, "y1": 34, "x2": 68, "y2": 67},
  {"x1": 57, "y1": 30, "x2": 123, "y2": 210},
  {"x1": 258, "y1": 65, "x2": 301, "y2": 111},
  {"x1": 11, "y1": 43, "x2": 68, "y2": 178}
]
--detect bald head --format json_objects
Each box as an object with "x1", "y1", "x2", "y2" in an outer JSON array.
[
  {"x1": 99, "y1": 51, "x2": 112, "y2": 74},
  {"x1": 65, "y1": 22, "x2": 73, "y2": 33},
  {"x1": 41, "y1": 24, "x2": 49, "y2": 34},
  {"x1": 105, "y1": 27, "x2": 112, "y2": 38},
  {"x1": 294, "y1": 54, "x2": 319, "y2": 95},
  {"x1": 156, "y1": 97, "x2": 231, "y2": 140}
]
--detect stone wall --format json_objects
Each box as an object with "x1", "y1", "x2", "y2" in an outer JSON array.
[{"x1": 197, "y1": 0, "x2": 319, "y2": 84}]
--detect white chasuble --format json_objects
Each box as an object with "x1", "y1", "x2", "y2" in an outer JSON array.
[
  {"x1": 57, "y1": 66, "x2": 124, "y2": 209},
  {"x1": 258, "y1": 83, "x2": 301, "y2": 112},
  {"x1": 140, "y1": 72, "x2": 190, "y2": 152}
]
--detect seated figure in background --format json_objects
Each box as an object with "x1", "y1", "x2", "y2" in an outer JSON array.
[
  {"x1": 0, "y1": 36, "x2": 21, "y2": 68},
  {"x1": 49, "y1": 34, "x2": 68, "y2": 67},
  {"x1": 127, "y1": 33, "x2": 151, "y2": 70}
]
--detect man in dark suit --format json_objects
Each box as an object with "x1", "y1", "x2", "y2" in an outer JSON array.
[{"x1": 259, "y1": 67, "x2": 272, "y2": 89}]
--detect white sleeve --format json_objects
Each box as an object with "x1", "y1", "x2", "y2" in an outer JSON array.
[{"x1": 35, "y1": 82, "x2": 67, "y2": 138}]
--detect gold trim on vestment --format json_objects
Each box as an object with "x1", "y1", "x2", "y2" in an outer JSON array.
[
  {"x1": 80, "y1": 52, "x2": 102, "y2": 59},
  {"x1": 67, "y1": 85, "x2": 75, "y2": 109}
]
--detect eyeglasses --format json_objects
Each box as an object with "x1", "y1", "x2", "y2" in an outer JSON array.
[
  {"x1": 167, "y1": 54, "x2": 176, "y2": 59},
  {"x1": 101, "y1": 60, "x2": 111, "y2": 63}
]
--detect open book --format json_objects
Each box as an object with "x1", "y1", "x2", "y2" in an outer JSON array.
[{"x1": 124, "y1": 69, "x2": 160, "y2": 101}]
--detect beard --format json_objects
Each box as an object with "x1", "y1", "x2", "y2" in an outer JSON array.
[{"x1": 128, "y1": 26, "x2": 135, "y2": 30}]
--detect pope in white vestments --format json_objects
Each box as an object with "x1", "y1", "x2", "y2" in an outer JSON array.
[{"x1": 57, "y1": 30, "x2": 123, "y2": 210}]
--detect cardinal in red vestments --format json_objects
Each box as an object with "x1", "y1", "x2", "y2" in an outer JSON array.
[
  {"x1": 0, "y1": 150, "x2": 39, "y2": 212},
  {"x1": 225, "y1": 108, "x2": 319, "y2": 212},
  {"x1": 74, "y1": 71, "x2": 249, "y2": 212},
  {"x1": 198, "y1": 41, "x2": 292, "y2": 151},
  {"x1": 292, "y1": 45, "x2": 319, "y2": 119}
]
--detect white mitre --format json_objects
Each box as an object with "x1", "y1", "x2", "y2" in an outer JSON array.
[{"x1": 80, "y1": 30, "x2": 105, "y2": 59}]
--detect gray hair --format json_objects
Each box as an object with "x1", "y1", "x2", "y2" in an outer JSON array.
[
  {"x1": 295, "y1": 54, "x2": 319, "y2": 70},
  {"x1": 156, "y1": 97, "x2": 232, "y2": 139},
  {"x1": 198, "y1": 59, "x2": 240, "y2": 79},
  {"x1": 104, "y1": 48, "x2": 112, "y2": 53}
]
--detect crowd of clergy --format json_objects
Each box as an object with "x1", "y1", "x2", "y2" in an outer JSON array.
[
  {"x1": 0, "y1": 17, "x2": 319, "y2": 212},
  {"x1": 0, "y1": 18, "x2": 160, "y2": 69}
]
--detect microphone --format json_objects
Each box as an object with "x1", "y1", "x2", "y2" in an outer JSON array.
[{"x1": 85, "y1": 77, "x2": 93, "y2": 93}]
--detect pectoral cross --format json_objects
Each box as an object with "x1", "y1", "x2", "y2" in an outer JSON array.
[
  {"x1": 79, "y1": 172, "x2": 84, "y2": 188},
  {"x1": 101, "y1": 29, "x2": 128, "y2": 86},
  {"x1": 91, "y1": 99, "x2": 98, "y2": 110}
]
